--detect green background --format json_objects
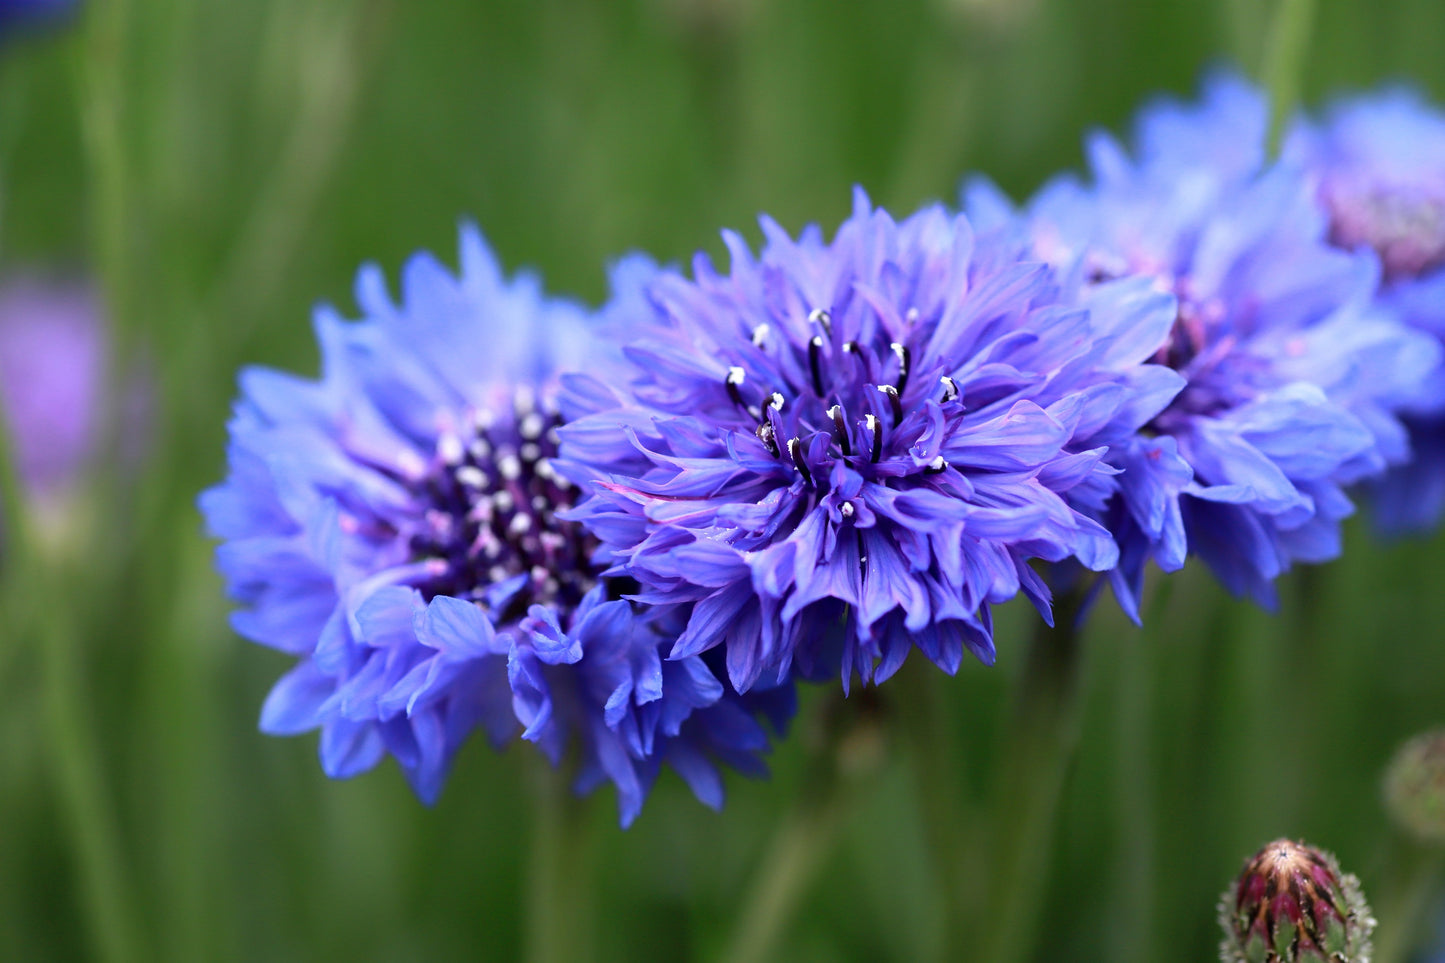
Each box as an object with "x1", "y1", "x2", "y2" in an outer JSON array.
[{"x1": 3, "y1": 0, "x2": 1445, "y2": 959}]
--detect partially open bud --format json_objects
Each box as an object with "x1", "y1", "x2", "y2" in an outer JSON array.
[
  {"x1": 1218, "y1": 839, "x2": 1375, "y2": 963},
  {"x1": 1384, "y1": 728, "x2": 1445, "y2": 843}
]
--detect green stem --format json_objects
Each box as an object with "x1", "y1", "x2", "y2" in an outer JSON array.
[
  {"x1": 722, "y1": 689, "x2": 877, "y2": 963},
  {"x1": 898, "y1": 660, "x2": 977, "y2": 960},
  {"x1": 1261, "y1": 0, "x2": 1317, "y2": 155},
  {"x1": 1372, "y1": 838, "x2": 1442, "y2": 963},
  {"x1": 40, "y1": 582, "x2": 144, "y2": 963},
  {"x1": 721, "y1": 781, "x2": 846, "y2": 963},
  {"x1": 1109, "y1": 578, "x2": 1174, "y2": 963},
  {"x1": 212, "y1": 0, "x2": 389, "y2": 332},
  {"x1": 526, "y1": 763, "x2": 597, "y2": 963},
  {"x1": 0, "y1": 369, "x2": 29, "y2": 567},
  {"x1": 980, "y1": 591, "x2": 1091, "y2": 963}
]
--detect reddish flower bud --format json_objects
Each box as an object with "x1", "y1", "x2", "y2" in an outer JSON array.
[{"x1": 1218, "y1": 839, "x2": 1374, "y2": 963}]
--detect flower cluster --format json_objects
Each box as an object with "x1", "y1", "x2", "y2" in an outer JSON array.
[
  {"x1": 966, "y1": 70, "x2": 1439, "y2": 609},
  {"x1": 204, "y1": 72, "x2": 1445, "y2": 824}
]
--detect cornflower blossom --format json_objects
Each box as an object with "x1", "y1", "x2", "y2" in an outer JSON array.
[
  {"x1": 1286, "y1": 88, "x2": 1445, "y2": 532},
  {"x1": 965, "y1": 73, "x2": 1440, "y2": 611},
  {"x1": 559, "y1": 188, "x2": 1187, "y2": 692},
  {"x1": 201, "y1": 227, "x2": 790, "y2": 825}
]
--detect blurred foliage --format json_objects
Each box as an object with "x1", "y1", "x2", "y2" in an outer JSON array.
[{"x1": 3, "y1": 0, "x2": 1445, "y2": 960}]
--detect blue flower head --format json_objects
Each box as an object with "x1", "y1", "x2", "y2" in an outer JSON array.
[
  {"x1": 1287, "y1": 88, "x2": 1445, "y2": 531},
  {"x1": 967, "y1": 71, "x2": 1441, "y2": 609},
  {"x1": 559, "y1": 189, "x2": 1187, "y2": 692},
  {"x1": 201, "y1": 227, "x2": 788, "y2": 823}
]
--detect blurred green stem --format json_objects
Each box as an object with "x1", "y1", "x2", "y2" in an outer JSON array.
[
  {"x1": 1372, "y1": 838, "x2": 1442, "y2": 963},
  {"x1": 723, "y1": 690, "x2": 878, "y2": 963},
  {"x1": 1110, "y1": 580, "x2": 1173, "y2": 963},
  {"x1": 722, "y1": 774, "x2": 846, "y2": 963},
  {"x1": 526, "y1": 763, "x2": 596, "y2": 963},
  {"x1": 1262, "y1": 0, "x2": 1317, "y2": 154},
  {"x1": 899, "y1": 661, "x2": 977, "y2": 961},
  {"x1": 76, "y1": 0, "x2": 135, "y2": 346},
  {"x1": 215, "y1": 0, "x2": 389, "y2": 330},
  {"x1": 39, "y1": 573, "x2": 144, "y2": 963},
  {"x1": 980, "y1": 590, "x2": 1090, "y2": 963},
  {"x1": 0, "y1": 409, "x2": 27, "y2": 573}
]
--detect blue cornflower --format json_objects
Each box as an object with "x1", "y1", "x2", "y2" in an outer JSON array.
[
  {"x1": 201, "y1": 227, "x2": 788, "y2": 822},
  {"x1": 558, "y1": 189, "x2": 1185, "y2": 692},
  {"x1": 966, "y1": 72, "x2": 1441, "y2": 610},
  {"x1": 1286, "y1": 89, "x2": 1445, "y2": 531}
]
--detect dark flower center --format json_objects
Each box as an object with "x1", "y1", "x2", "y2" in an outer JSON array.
[
  {"x1": 1083, "y1": 259, "x2": 1242, "y2": 425},
  {"x1": 408, "y1": 393, "x2": 597, "y2": 621},
  {"x1": 722, "y1": 309, "x2": 953, "y2": 491}
]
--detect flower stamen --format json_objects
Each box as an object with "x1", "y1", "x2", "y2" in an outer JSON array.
[
  {"x1": 725, "y1": 365, "x2": 748, "y2": 409},
  {"x1": 890, "y1": 341, "x2": 911, "y2": 396},
  {"x1": 827, "y1": 404, "x2": 853, "y2": 457},
  {"x1": 808, "y1": 335, "x2": 826, "y2": 396},
  {"x1": 787, "y1": 437, "x2": 814, "y2": 488},
  {"x1": 808, "y1": 307, "x2": 833, "y2": 339},
  {"x1": 877, "y1": 384, "x2": 903, "y2": 427},
  {"x1": 940, "y1": 375, "x2": 958, "y2": 404}
]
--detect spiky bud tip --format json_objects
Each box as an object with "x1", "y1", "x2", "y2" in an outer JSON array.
[{"x1": 1218, "y1": 838, "x2": 1375, "y2": 963}]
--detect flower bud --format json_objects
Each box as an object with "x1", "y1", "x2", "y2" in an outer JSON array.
[
  {"x1": 1218, "y1": 839, "x2": 1375, "y2": 963},
  {"x1": 1384, "y1": 728, "x2": 1445, "y2": 843}
]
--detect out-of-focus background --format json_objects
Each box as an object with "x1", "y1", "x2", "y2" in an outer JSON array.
[{"x1": 3, "y1": 0, "x2": 1445, "y2": 960}]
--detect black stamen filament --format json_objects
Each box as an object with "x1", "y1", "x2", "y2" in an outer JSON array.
[
  {"x1": 788, "y1": 437, "x2": 814, "y2": 488},
  {"x1": 866, "y1": 413, "x2": 882, "y2": 464},
  {"x1": 924, "y1": 456, "x2": 947, "y2": 475},
  {"x1": 827, "y1": 404, "x2": 852, "y2": 457},
  {"x1": 726, "y1": 366, "x2": 747, "y2": 409},
  {"x1": 890, "y1": 341, "x2": 911, "y2": 397},
  {"x1": 940, "y1": 375, "x2": 958, "y2": 404},
  {"x1": 808, "y1": 336, "x2": 826, "y2": 396},
  {"x1": 877, "y1": 384, "x2": 903, "y2": 427}
]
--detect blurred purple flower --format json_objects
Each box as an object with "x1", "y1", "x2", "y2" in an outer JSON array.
[
  {"x1": 1287, "y1": 88, "x2": 1445, "y2": 532},
  {"x1": 966, "y1": 71, "x2": 1440, "y2": 609},
  {"x1": 0, "y1": 279, "x2": 105, "y2": 501}
]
